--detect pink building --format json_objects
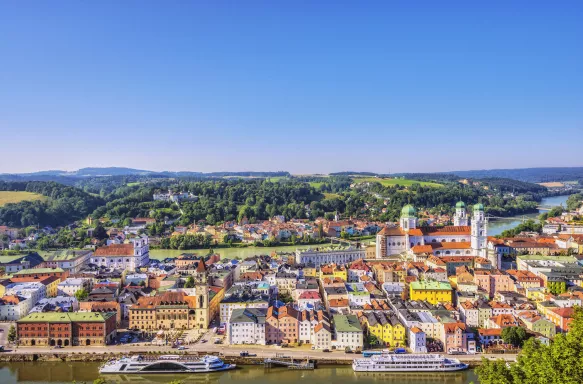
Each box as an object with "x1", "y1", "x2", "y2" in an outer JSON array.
[
  {"x1": 266, "y1": 305, "x2": 299, "y2": 344},
  {"x1": 442, "y1": 322, "x2": 470, "y2": 353},
  {"x1": 474, "y1": 270, "x2": 514, "y2": 298}
]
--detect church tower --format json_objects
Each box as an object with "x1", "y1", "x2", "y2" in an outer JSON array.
[
  {"x1": 454, "y1": 201, "x2": 468, "y2": 226},
  {"x1": 471, "y1": 203, "x2": 488, "y2": 258},
  {"x1": 400, "y1": 204, "x2": 417, "y2": 232}
]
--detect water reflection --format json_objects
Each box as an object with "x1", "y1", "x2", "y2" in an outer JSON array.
[{"x1": 0, "y1": 363, "x2": 477, "y2": 384}]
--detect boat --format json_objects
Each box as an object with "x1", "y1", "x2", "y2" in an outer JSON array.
[
  {"x1": 99, "y1": 354, "x2": 236, "y2": 374},
  {"x1": 352, "y1": 353, "x2": 469, "y2": 372}
]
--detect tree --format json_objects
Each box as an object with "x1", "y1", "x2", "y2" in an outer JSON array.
[
  {"x1": 93, "y1": 223, "x2": 108, "y2": 240},
  {"x1": 476, "y1": 307, "x2": 583, "y2": 384},
  {"x1": 184, "y1": 276, "x2": 195, "y2": 288},
  {"x1": 501, "y1": 326, "x2": 528, "y2": 347},
  {"x1": 74, "y1": 288, "x2": 89, "y2": 301},
  {"x1": 8, "y1": 325, "x2": 16, "y2": 343}
]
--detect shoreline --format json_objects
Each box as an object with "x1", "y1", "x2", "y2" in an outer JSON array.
[{"x1": 0, "y1": 350, "x2": 515, "y2": 368}]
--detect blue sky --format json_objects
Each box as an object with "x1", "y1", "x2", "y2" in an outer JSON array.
[{"x1": 1, "y1": 1, "x2": 582, "y2": 174}]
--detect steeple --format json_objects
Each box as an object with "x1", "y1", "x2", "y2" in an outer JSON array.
[{"x1": 454, "y1": 201, "x2": 468, "y2": 226}]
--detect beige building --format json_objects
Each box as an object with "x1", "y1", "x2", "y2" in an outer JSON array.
[{"x1": 129, "y1": 289, "x2": 209, "y2": 330}]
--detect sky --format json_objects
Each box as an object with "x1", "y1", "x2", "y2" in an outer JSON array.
[{"x1": 1, "y1": 1, "x2": 582, "y2": 175}]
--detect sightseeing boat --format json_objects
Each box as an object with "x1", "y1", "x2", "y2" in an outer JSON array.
[
  {"x1": 99, "y1": 354, "x2": 236, "y2": 374},
  {"x1": 352, "y1": 353, "x2": 469, "y2": 372}
]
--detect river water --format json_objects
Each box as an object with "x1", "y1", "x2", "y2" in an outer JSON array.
[
  {"x1": 487, "y1": 195, "x2": 570, "y2": 236},
  {"x1": 0, "y1": 362, "x2": 479, "y2": 384}
]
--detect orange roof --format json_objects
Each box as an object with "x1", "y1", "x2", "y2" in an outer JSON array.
[
  {"x1": 410, "y1": 326, "x2": 423, "y2": 334},
  {"x1": 478, "y1": 328, "x2": 502, "y2": 336},
  {"x1": 551, "y1": 307, "x2": 575, "y2": 318},
  {"x1": 432, "y1": 241, "x2": 471, "y2": 250},
  {"x1": 94, "y1": 244, "x2": 134, "y2": 256},
  {"x1": 411, "y1": 245, "x2": 433, "y2": 254},
  {"x1": 421, "y1": 226, "x2": 471, "y2": 236},
  {"x1": 329, "y1": 298, "x2": 349, "y2": 307},
  {"x1": 443, "y1": 322, "x2": 467, "y2": 333}
]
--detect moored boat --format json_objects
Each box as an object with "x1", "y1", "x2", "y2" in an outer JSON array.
[
  {"x1": 99, "y1": 354, "x2": 236, "y2": 374},
  {"x1": 352, "y1": 353, "x2": 469, "y2": 372}
]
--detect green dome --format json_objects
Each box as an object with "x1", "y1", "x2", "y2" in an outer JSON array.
[
  {"x1": 473, "y1": 203, "x2": 484, "y2": 211},
  {"x1": 455, "y1": 201, "x2": 465, "y2": 209},
  {"x1": 401, "y1": 204, "x2": 417, "y2": 218}
]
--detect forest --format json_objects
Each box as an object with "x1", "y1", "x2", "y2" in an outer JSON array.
[
  {"x1": 0, "y1": 174, "x2": 579, "y2": 228},
  {"x1": 0, "y1": 181, "x2": 104, "y2": 227}
]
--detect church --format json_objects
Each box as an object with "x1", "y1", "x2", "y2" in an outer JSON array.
[{"x1": 375, "y1": 202, "x2": 488, "y2": 259}]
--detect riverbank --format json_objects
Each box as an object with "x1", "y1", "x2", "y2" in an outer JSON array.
[{"x1": 0, "y1": 349, "x2": 516, "y2": 368}]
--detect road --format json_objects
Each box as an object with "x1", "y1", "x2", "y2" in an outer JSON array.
[{"x1": 4, "y1": 337, "x2": 518, "y2": 362}]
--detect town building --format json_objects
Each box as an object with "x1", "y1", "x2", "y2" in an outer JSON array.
[
  {"x1": 17, "y1": 312, "x2": 116, "y2": 346},
  {"x1": 294, "y1": 246, "x2": 365, "y2": 267},
  {"x1": 332, "y1": 314, "x2": 363, "y2": 351},
  {"x1": 91, "y1": 235, "x2": 150, "y2": 270},
  {"x1": 129, "y1": 290, "x2": 208, "y2": 331},
  {"x1": 227, "y1": 308, "x2": 267, "y2": 345},
  {"x1": 376, "y1": 203, "x2": 488, "y2": 259},
  {"x1": 409, "y1": 281, "x2": 453, "y2": 305}
]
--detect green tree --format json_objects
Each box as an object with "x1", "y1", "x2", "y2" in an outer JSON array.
[
  {"x1": 476, "y1": 307, "x2": 583, "y2": 384},
  {"x1": 74, "y1": 288, "x2": 89, "y2": 301},
  {"x1": 8, "y1": 325, "x2": 16, "y2": 343},
  {"x1": 184, "y1": 276, "x2": 195, "y2": 288},
  {"x1": 93, "y1": 223, "x2": 108, "y2": 240},
  {"x1": 501, "y1": 326, "x2": 528, "y2": 347}
]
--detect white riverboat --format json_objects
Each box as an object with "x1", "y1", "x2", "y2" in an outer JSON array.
[
  {"x1": 352, "y1": 353, "x2": 469, "y2": 372},
  {"x1": 99, "y1": 354, "x2": 236, "y2": 374}
]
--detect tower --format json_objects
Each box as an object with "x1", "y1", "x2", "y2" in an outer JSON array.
[
  {"x1": 454, "y1": 201, "x2": 468, "y2": 226},
  {"x1": 471, "y1": 203, "x2": 488, "y2": 258},
  {"x1": 400, "y1": 205, "x2": 418, "y2": 232}
]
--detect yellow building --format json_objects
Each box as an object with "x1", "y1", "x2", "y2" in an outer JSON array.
[
  {"x1": 360, "y1": 311, "x2": 406, "y2": 347},
  {"x1": 303, "y1": 266, "x2": 317, "y2": 278},
  {"x1": 409, "y1": 281, "x2": 452, "y2": 304},
  {"x1": 129, "y1": 289, "x2": 209, "y2": 331},
  {"x1": 318, "y1": 264, "x2": 347, "y2": 281}
]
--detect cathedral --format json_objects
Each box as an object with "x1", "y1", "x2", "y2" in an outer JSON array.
[{"x1": 375, "y1": 202, "x2": 488, "y2": 259}]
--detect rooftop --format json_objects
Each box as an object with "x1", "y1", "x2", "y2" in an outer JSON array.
[{"x1": 333, "y1": 314, "x2": 362, "y2": 333}]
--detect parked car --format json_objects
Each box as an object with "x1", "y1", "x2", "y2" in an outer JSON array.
[{"x1": 323, "y1": 349, "x2": 331, "y2": 352}]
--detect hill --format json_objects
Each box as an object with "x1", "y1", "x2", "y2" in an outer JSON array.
[{"x1": 451, "y1": 167, "x2": 583, "y2": 183}]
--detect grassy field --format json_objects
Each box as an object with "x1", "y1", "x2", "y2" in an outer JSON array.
[
  {"x1": 308, "y1": 182, "x2": 325, "y2": 189},
  {"x1": 353, "y1": 177, "x2": 443, "y2": 188},
  {"x1": 0, "y1": 191, "x2": 47, "y2": 206},
  {"x1": 323, "y1": 192, "x2": 341, "y2": 200}
]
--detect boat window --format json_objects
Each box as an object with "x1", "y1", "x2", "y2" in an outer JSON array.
[{"x1": 141, "y1": 362, "x2": 189, "y2": 372}]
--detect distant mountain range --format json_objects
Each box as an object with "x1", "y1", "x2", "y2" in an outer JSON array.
[
  {"x1": 0, "y1": 167, "x2": 289, "y2": 179},
  {"x1": 1, "y1": 166, "x2": 581, "y2": 184}
]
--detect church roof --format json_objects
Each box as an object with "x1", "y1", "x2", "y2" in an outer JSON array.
[
  {"x1": 401, "y1": 204, "x2": 417, "y2": 218},
  {"x1": 456, "y1": 201, "x2": 466, "y2": 209}
]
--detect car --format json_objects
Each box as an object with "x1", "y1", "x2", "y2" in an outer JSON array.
[
  {"x1": 178, "y1": 346, "x2": 186, "y2": 350},
  {"x1": 54, "y1": 345, "x2": 63, "y2": 349},
  {"x1": 323, "y1": 349, "x2": 331, "y2": 352},
  {"x1": 201, "y1": 339, "x2": 208, "y2": 343},
  {"x1": 0, "y1": 329, "x2": 4, "y2": 332}
]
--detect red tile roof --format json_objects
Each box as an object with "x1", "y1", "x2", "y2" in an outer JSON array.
[{"x1": 94, "y1": 244, "x2": 134, "y2": 256}]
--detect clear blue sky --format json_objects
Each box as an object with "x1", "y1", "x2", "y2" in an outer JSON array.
[{"x1": 1, "y1": 1, "x2": 582, "y2": 174}]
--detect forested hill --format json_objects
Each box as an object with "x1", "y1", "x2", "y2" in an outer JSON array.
[{"x1": 0, "y1": 181, "x2": 104, "y2": 227}]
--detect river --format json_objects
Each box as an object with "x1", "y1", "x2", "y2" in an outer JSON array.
[
  {"x1": 487, "y1": 195, "x2": 570, "y2": 236},
  {"x1": 0, "y1": 363, "x2": 479, "y2": 384}
]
